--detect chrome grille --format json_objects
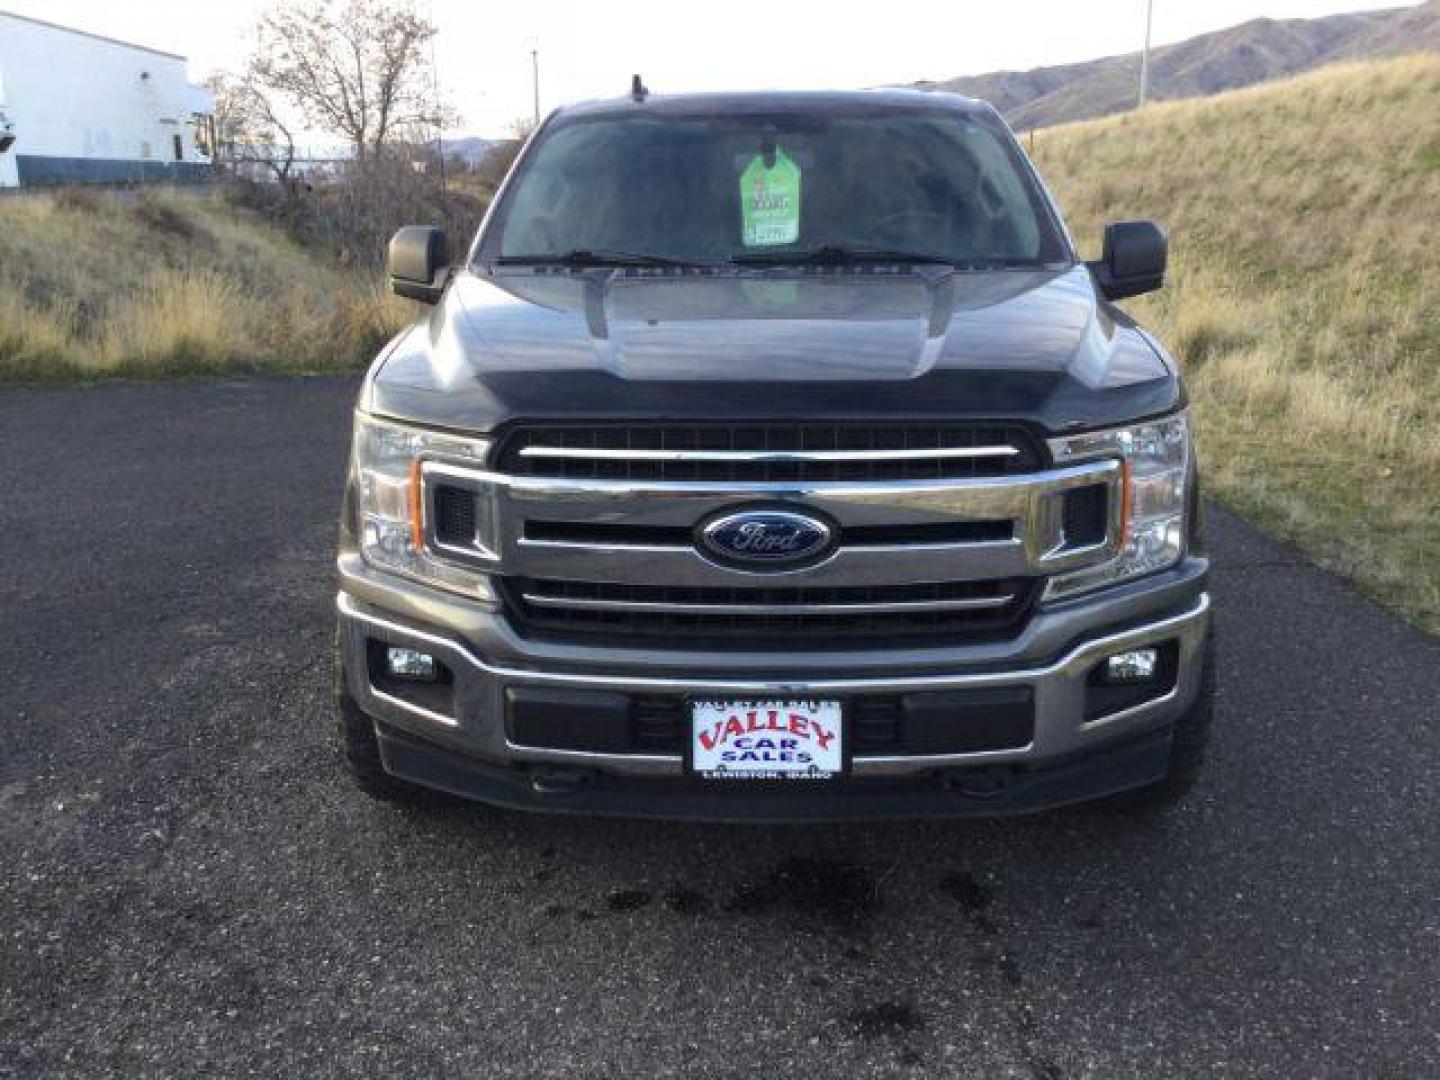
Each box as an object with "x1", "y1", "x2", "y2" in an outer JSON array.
[
  {"x1": 495, "y1": 422, "x2": 1044, "y2": 482},
  {"x1": 498, "y1": 577, "x2": 1038, "y2": 648},
  {"x1": 422, "y1": 424, "x2": 1123, "y2": 652}
]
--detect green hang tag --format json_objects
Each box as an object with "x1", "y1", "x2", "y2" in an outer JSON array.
[{"x1": 740, "y1": 148, "x2": 801, "y2": 247}]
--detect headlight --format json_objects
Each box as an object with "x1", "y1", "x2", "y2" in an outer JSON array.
[
  {"x1": 351, "y1": 412, "x2": 494, "y2": 600},
  {"x1": 1045, "y1": 411, "x2": 1192, "y2": 600}
]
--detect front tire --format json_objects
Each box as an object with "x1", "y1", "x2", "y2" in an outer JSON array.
[
  {"x1": 1102, "y1": 633, "x2": 1217, "y2": 809},
  {"x1": 334, "y1": 634, "x2": 424, "y2": 802}
]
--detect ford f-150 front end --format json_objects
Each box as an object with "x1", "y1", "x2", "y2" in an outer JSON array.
[{"x1": 333, "y1": 88, "x2": 1213, "y2": 820}]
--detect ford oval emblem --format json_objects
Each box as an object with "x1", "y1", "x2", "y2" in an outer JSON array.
[{"x1": 699, "y1": 509, "x2": 834, "y2": 569}]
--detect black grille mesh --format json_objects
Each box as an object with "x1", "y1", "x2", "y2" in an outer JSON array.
[
  {"x1": 433, "y1": 485, "x2": 477, "y2": 546},
  {"x1": 1061, "y1": 483, "x2": 1109, "y2": 548},
  {"x1": 499, "y1": 576, "x2": 1037, "y2": 649},
  {"x1": 547, "y1": 693, "x2": 1032, "y2": 755},
  {"x1": 602, "y1": 696, "x2": 906, "y2": 754}
]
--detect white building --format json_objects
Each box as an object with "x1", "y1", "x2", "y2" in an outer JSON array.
[{"x1": 0, "y1": 10, "x2": 214, "y2": 187}]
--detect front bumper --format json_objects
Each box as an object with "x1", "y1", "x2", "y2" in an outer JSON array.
[{"x1": 336, "y1": 555, "x2": 1211, "y2": 820}]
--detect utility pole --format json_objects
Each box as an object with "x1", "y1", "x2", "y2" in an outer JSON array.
[
  {"x1": 531, "y1": 46, "x2": 541, "y2": 127},
  {"x1": 1138, "y1": 0, "x2": 1154, "y2": 109},
  {"x1": 429, "y1": 0, "x2": 446, "y2": 201}
]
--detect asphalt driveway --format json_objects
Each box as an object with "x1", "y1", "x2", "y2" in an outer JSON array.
[{"x1": 1, "y1": 377, "x2": 1436, "y2": 1078}]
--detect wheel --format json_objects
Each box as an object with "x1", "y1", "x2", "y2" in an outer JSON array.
[
  {"x1": 333, "y1": 633, "x2": 424, "y2": 802},
  {"x1": 1100, "y1": 632, "x2": 1217, "y2": 809}
]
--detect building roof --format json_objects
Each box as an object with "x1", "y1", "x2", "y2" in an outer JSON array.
[{"x1": 0, "y1": 9, "x2": 187, "y2": 62}]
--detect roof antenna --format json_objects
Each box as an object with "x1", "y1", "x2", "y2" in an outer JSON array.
[{"x1": 631, "y1": 74, "x2": 649, "y2": 102}]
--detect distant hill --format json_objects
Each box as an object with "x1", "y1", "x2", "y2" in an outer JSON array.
[
  {"x1": 914, "y1": 0, "x2": 1440, "y2": 129},
  {"x1": 440, "y1": 137, "x2": 498, "y2": 167}
]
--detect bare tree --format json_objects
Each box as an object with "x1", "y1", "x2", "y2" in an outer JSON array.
[
  {"x1": 250, "y1": 0, "x2": 448, "y2": 165},
  {"x1": 210, "y1": 0, "x2": 477, "y2": 269},
  {"x1": 206, "y1": 72, "x2": 299, "y2": 191}
]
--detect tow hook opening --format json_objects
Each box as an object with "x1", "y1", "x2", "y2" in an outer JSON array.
[
  {"x1": 943, "y1": 765, "x2": 1018, "y2": 798},
  {"x1": 529, "y1": 766, "x2": 597, "y2": 796}
]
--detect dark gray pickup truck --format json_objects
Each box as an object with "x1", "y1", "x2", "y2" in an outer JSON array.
[{"x1": 333, "y1": 87, "x2": 1213, "y2": 821}]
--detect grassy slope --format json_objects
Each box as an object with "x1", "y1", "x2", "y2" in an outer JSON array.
[
  {"x1": 1033, "y1": 54, "x2": 1440, "y2": 633},
  {"x1": 0, "y1": 188, "x2": 411, "y2": 379}
]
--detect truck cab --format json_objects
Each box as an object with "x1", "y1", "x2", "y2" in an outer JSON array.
[{"x1": 334, "y1": 89, "x2": 1213, "y2": 820}]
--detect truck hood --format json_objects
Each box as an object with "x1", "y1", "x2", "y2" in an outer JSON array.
[{"x1": 367, "y1": 265, "x2": 1180, "y2": 434}]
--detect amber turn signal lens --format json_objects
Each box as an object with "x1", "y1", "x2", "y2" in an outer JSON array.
[
  {"x1": 1118, "y1": 459, "x2": 1134, "y2": 546},
  {"x1": 408, "y1": 459, "x2": 425, "y2": 552}
]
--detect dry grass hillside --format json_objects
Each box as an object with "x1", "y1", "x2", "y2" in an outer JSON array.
[
  {"x1": 0, "y1": 188, "x2": 412, "y2": 379},
  {"x1": 1034, "y1": 54, "x2": 1440, "y2": 632}
]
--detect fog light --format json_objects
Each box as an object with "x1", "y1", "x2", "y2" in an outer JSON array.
[
  {"x1": 386, "y1": 646, "x2": 437, "y2": 681},
  {"x1": 1103, "y1": 648, "x2": 1158, "y2": 685}
]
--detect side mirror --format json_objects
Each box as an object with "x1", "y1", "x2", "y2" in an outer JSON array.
[
  {"x1": 388, "y1": 226, "x2": 450, "y2": 304},
  {"x1": 1089, "y1": 220, "x2": 1167, "y2": 301}
]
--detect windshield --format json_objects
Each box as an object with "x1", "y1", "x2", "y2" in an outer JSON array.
[{"x1": 483, "y1": 106, "x2": 1071, "y2": 267}]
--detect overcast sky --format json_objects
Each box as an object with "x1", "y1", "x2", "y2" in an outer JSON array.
[{"x1": 1, "y1": 0, "x2": 1414, "y2": 137}]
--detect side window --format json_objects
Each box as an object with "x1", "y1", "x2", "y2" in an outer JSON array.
[{"x1": 173, "y1": 133, "x2": 184, "y2": 162}]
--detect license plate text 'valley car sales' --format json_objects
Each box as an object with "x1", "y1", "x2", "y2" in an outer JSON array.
[{"x1": 691, "y1": 700, "x2": 843, "y2": 780}]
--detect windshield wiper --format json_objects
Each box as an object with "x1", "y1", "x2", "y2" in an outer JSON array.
[
  {"x1": 495, "y1": 249, "x2": 709, "y2": 269},
  {"x1": 730, "y1": 245, "x2": 959, "y2": 267},
  {"x1": 730, "y1": 247, "x2": 1059, "y2": 269}
]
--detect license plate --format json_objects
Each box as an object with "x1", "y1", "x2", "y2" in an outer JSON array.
[{"x1": 690, "y1": 700, "x2": 843, "y2": 781}]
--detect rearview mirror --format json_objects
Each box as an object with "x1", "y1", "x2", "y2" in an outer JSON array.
[
  {"x1": 1089, "y1": 220, "x2": 1167, "y2": 301},
  {"x1": 388, "y1": 226, "x2": 450, "y2": 304}
]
